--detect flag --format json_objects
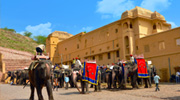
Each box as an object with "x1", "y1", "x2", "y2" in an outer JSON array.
[{"x1": 82, "y1": 61, "x2": 99, "y2": 85}]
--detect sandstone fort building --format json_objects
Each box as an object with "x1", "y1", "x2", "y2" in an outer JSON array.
[{"x1": 46, "y1": 7, "x2": 180, "y2": 82}]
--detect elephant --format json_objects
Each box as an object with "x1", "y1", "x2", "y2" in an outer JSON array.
[
  {"x1": 72, "y1": 67, "x2": 101, "y2": 94},
  {"x1": 137, "y1": 65, "x2": 156, "y2": 88},
  {"x1": 16, "y1": 70, "x2": 29, "y2": 85},
  {"x1": 111, "y1": 64, "x2": 124, "y2": 89},
  {"x1": 29, "y1": 60, "x2": 54, "y2": 100},
  {"x1": 4, "y1": 71, "x2": 16, "y2": 84},
  {"x1": 123, "y1": 61, "x2": 139, "y2": 89}
]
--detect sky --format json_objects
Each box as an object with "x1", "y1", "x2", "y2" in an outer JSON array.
[{"x1": 1, "y1": 0, "x2": 180, "y2": 37}]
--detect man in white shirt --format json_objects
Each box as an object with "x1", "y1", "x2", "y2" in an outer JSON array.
[
  {"x1": 75, "y1": 57, "x2": 82, "y2": 68},
  {"x1": 130, "y1": 54, "x2": 134, "y2": 63},
  {"x1": 154, "y1": 73, "x2": 160, "y2": 91}
]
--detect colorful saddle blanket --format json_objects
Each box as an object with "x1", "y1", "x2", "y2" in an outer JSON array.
[
  {"x1": 136, "y1": 59, "x2": 149, "y2": 78},
  {"x1": 82, "y1": 61, "x2": 99, "y2": 85}
]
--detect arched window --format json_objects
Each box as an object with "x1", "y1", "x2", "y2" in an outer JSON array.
[
  {"x1": 123, "y1": 22, "x2": 128, "y2": 29},
  {"x1": 153, "y1": 24, "x2": 156, "y2": 30},
  {"x1": 130, "y1": 23, "x2": 133, "y2": 29}
]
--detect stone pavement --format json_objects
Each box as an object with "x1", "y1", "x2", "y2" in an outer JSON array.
[{"x1": 0, "y1": 83, "x2": 180, "y2": 100}]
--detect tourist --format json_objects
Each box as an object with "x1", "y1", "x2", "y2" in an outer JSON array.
[
  {"x1": 154, "y1": 73, "x2": 160, "y2": 91},
  {"x1": 176, "y1": 70, "x2": 180, "y2": 83},
  {"x1": 64, "y1": 73, "x2": 69, "y2": 90}
]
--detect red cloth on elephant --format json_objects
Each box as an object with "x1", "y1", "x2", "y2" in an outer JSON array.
[
  {"x1": 82, "y1": 61, "x2": 99, "y2": 85},
  {"x1": 136, "y1": 59, "x2": 149, "y2": 78}
]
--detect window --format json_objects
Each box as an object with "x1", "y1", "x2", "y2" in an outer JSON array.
[
  {"x1": 107, "y1": 52, "x2": 111, "y2": 59},
  {"x1": 130, "y1": 23, "x2": 133, "y2": 28},
  {"x1": 99, "y1": 49, "x2": 102, "y2": 51},
  {"x1": 176, "y1": 38, "x2": 180, "y2": 46},
  {"x1": 92, "y1": 50, "x2": 94, "y2": 54},
  {"x1": 92, "y1": 56, "x2": 95, "y2": 60},
  {"x1": 136, "y1": 46, "x2": 138, "y2": 50},
  {"x1": 86, "y1": 52, "x2": 88, "y2": 55},
  {"x1": 107, "y1": 46, "x2": 110, "y2": 50},
  {"x1": 99, "y1": 54, "x2": 103, "y2": 61},
  {"x1": 65, "y1": 48, "x2": 67, "y2": 51},
  {"x1": 77, "y1": 44, "x2": 79, "y2": 49},
  {"x1": 107, "y1": 32, "x2": 109, "y2": 37},
  {"x1": 116, "y1": 44, "x2": 119, "y2": 47},
  {"x1": 85, "y1": 39, "x2": 87, "y2": 48},
  {"x1": 116, "y1": 50, "x2": 119, "y2": 57},
  {"x1": 153, "y1": 24, "x2": 156, "y2": 30},
  {"x1": 159, "y1": 41, "x2": 165, "y2": 50},
  {"x1": 115, "y1": 29, "x2": 118, "y2": 33},
  {"x1": 144, "y1": 45, "x2": 150, "y2": 52}
]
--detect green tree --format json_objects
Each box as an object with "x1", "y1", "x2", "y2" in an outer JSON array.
[
  {"x1": 33, "y1": 35, "x2": 47, "y2": 44},
  {"x1": 2, "y1": 27, "x2": 16, "y2": 33},
  {"x1": 23, "y1": 31, "x2": 32, "y2": 37}
]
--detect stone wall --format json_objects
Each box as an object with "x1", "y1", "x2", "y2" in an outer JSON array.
[{"x1": 0, "y1": 47, "x2": 33, "y2": 71}]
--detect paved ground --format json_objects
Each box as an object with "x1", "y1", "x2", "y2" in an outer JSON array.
[{"x1": 0, "y1": 83, "x2": 180, "y2": 100}]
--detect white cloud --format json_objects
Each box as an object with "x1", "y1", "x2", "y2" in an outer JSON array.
[
  {"x1": 80, "y1": 26, "x2": 93, "y2": 33},
  {"x1": 140, "y1": 0, "x2": 171, "y2": 12},
  {"x1": 101, "y1": 15, "x2": 111, "y2": 19},
  {"x1": 167, "y1": 21, "x2": 178, "y2": 28},
  {"x1": 96, "y1": 0, "x2": 135, "y2": 18},
  {"x1": 24, "y1": 22, "x2": 52, "y2": 36}
]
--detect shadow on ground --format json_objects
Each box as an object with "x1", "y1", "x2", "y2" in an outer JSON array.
[{"x1": 161, "y1": 96, "x2": 180, "y2": 100}]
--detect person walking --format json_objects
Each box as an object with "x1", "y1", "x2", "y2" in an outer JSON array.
[
  {"x1": 154, "y1": 73, "x2": 160, "y2": 91},
  {"x1": 176, "y1": 70, "x2": 180, "y2": 83},
  {"x1": 64, "y1": 73, "x2": 69, "y2": 90}
]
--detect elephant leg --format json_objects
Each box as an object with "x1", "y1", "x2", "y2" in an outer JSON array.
[
  {"x1": 90, "y1": 84, "x2": 93, "y2": 88},
  {"x1": 81, "y1": 81, "x2": 85, "y2": 94},
  {"x1": 36, "y1": 86, "x2": 44, "y2": 100},
  {"x1": 148, "y1": 77, "x2": 152, "y2": 87},
  {"x1": 29, "y1": 83, "x2": 34, "y2": 100},
  {"x1": 46, "y1": 80, "x2": 54, "y2": 100},
  {"x1": 144, "y1": 78, "x2": 148, "y2": 88},
  {"x1": 112, "y1": 72, "x2": 116, "y2": 89},
  {"x1": 85, "y1": 82, "x2": 89, "y2": 93}
]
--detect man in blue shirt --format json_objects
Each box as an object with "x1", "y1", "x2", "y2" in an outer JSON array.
[{"x1": 154, "y1": 73, "x2": 160, "y2": 91}]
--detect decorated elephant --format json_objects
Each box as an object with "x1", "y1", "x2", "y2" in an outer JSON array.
[
  {"x1": 29, "y1": 60, "x2": 54, "y2": 100},
  {"x1": 111, "y1": 64, "x2": 124, "y2": 89},
  {"x1": 123, "y1": 61, "x2": 139, "y2": 89},
  {"x1": 73, "y1": 65, "x2": 101, "y2": 94}
]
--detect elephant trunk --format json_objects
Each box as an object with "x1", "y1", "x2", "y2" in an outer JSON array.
[{"x1": 73, "y1": 72, "x2": 81, "y2": 93}]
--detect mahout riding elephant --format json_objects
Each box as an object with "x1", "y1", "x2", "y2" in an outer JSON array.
[
  {"x1": 72, "y1": 67, "x2": 101, "y2": 94},
  {"x1": 124, "y1": 61, "x2": 139, "y2": 89},
  {"x1": 29, "y1": 60, "x2": 54, "y2": 100}
]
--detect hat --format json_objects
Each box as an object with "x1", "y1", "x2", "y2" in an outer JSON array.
[
  {"x1": 76, "y1": 57, "x2": 78, "y2": 59},
  {"x1": 73, "y1": 58, "x2": 74, "y2": 60},
  {"x1": 130, "y1": 54, "x2": 133, "y2": 57}
]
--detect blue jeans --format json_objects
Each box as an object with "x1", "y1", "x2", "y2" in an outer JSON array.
[
  {"x1": 176, "y1": 76, "x2": 179, "y2": 83},
  {"x1": 155, "y1": 83, "x2": 160, "y2": 91}
]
